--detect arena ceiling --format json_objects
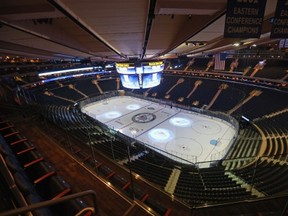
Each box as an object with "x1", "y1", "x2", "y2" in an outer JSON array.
[{"x1": 0, "y1": 0, "x2": 281, "y2": 62}]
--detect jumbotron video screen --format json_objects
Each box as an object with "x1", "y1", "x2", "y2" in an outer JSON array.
[{"x1": 116, "y1": 61, "x2": 164, "y2": 89}]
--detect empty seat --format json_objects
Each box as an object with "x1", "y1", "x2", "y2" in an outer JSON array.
[
  {"x1": 35, "y1": 175, "x2": 71, "y2": 200},
  {"x1": 13, "y1": 172, "x2": 36, "y2": 196},
  {"x1": 17, "y1": 150, "x2": 44, "y2": 168},
  {"x1": 24, "y1": 161, "x2": 56, "y2": 184},
  {"x1": 26, "y1": 193, "x2": 53, "y2": 216}
]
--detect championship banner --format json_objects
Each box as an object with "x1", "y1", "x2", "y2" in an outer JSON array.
[
  {"x1": 270, "y1": 0, "x2": 288, "y2": 38},
  {"x1": 224, "y1": 0, "x2": 267, "y2": 38}
]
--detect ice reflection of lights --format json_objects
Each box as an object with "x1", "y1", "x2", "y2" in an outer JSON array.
[
  {"x1": 130, "y1": 129, "x2": 138, "y2": 137},
  {"x1": 148, "y1": 128, "x2": 174, "y2": 142},
  {"x1": 103, "y1": 111, "x2": 122, "y2": 119},
  {"x1": 169, "y1": 117, "x2": 191, "y2": 127},
  {"x1": 126, "y1": 104, "x2": 141, "y2": 110}
]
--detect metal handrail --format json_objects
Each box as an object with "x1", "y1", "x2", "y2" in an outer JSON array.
[{"x1": 0, "y1": 190, "x2": 98, "y2": 216}]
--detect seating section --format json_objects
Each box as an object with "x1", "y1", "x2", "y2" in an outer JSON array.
[
  {"x1": 18, "y1": 72, "x2": 286, "y2": 123},
  {"x1": 145, "y1": 75, "x2": 180, "y2": 99},
  {"x1": 262, "y1": 137, "x2": 288, "y2": 159},
  {"x1": 0, "y1": 119, "x2": 95, "y2": 216},
  {"x1": 73, "y1": 78, "x2": 102, "y2": 96},
  {"x1": 40, "y1": 102, "x2": 262, "y2": 207},
  {"x1": 209, "y1": 84, "x2": 247, "y2": 112},
  {"x1": 98, "y1": 139, "x2": 143, "y2": 160},
  {"x1": 42, "y1": 105, "x2": 144, "y2": 160},
  {"x1": 256, "y1": 112, "x2": 288, "y2": 136},
  {"x1": 30, "y1": 76, "x2": 118, "y2": 106},
  {"x1": 130, "y1": 75, "x2": 287, "y2": 121},
  {"x1": 98, "y1": 78, "x2": 119, "y2": 92},
  {"x1": 226, "y1": 127, "x2": 262, "y2": 160},
  {"x1": 241, "y1": 59, "x2": 288, "y2": 79},
  {"x1": 43, "y1": 101, "x2": 278, "y2": 207},
  {"x1": 240, "y1": 89, "x2": 288, "y2": 120},
  {"x1": 33, "y1": 73, "x2": 288, "y2": 208},
  {"x1": 174, "y1": 166, "x2": 253, "y2": 205},
  {"x1": 176, "y1": 57, "x2": 287, "y2": 80},
  {"x1": 50, "y1": 86, "x2": 84, "y2": 102},
  {"x1": 2, "y1": 65, "x2": 287, "y2": 212},
  {"x1": 252, "y1": 111, "x2": 288, "y2": 160},
  {"x1": 233, "y1": 159, "x2": 288, "y2": 195},
  {"x1": 125, "y1": 152, "x2": 174, "y2": 188},
  {"x1": 0, "y1": 62, "x2": 88, "y2": 76},
  {"x1": 0, "y1": 170, "x2": 19, "y2": 213},
  {"x1": 190, "y1": 58, "x2": 212, "y2": 71},
  {"x1": 39, "y1": 105, "x2": 173, "y2": 215}
]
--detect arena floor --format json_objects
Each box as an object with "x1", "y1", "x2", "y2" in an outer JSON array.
[{"x1": 81, "y1": 96, "x2": 237, "y2": 166}]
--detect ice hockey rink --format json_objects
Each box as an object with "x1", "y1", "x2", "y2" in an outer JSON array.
[{"x1": 81, "y1": 96, "x2": 237, "y2": 166}]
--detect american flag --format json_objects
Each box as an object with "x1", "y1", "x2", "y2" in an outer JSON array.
[{"x1": 214, "y1": 53, "x2": 226, "y2": 71}]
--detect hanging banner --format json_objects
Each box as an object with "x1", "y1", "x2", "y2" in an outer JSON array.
[
  {"x1": 224, "y1": 0, "x2": 267, "y2": 38},
  {"x1": 270, "y1": 0, "x2": 288, "y2": 38}
]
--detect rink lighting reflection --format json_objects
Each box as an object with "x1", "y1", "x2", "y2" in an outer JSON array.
[
  {"x1": 103, "y1": 111, "x2": 122, "y2": 119},
  {"x1": 126, "y1": 104, "x2": 141, "y2": 110},
  {"x1": 148, "y1": 128, "x2": 174, "y2": 143},
  {"x1": 169, "y1": 117, "x2": 191, "y2": 127}
]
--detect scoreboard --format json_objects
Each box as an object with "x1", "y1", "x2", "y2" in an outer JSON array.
[{"x1": 116, "y1": 61, "x2": 164, "y2": 89}]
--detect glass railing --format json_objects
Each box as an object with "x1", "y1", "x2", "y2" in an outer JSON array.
[{"x1": 77, "y1": 90, "x2": 239, "y2": 168}]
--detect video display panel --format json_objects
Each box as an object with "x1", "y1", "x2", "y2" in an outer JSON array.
[
  {"x1": 120, "y1": 74, "x2": 140, "y2": 89},
  {"x1": 142, "y1": 72, "x2": 162, "y2": 89},
  {"x1": 117, "y1": 61, "x2": 164, "y2": 89}
]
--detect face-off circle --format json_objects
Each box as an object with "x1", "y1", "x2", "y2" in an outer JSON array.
[
  {"x1": 132, "y1": 113, "x2": 156, "y2": 123},
  {"x1": 192, "y1": 120, "x2": 221, "y2": 135},
  {"x1": 165, "y1": 137, "x2": 203, "y2": 156}
]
